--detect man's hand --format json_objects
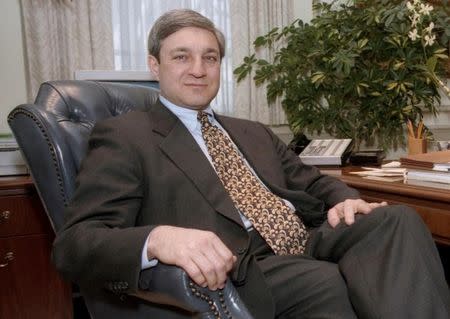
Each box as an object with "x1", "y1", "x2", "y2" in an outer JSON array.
[
  {"x1": 147, "y1": 226, "x2": 237, "y2": 290},
  {"x1": 327, "y1": 199, "x2": 388, "y2": 228}
]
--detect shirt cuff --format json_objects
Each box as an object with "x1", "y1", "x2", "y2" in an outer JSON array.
[{"x1": 141, "y1": 233, "x2": 158, "y2": 269}]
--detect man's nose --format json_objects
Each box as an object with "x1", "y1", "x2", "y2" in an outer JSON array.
[{"x1": 189, "y1": 57, "x2": 206, "y2": 77}]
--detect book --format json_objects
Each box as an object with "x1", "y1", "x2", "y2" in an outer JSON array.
[
  {"x1": 404, "y1": 179, "x2": 450, "y2": 190},
  {"x1": 400, "y1": 150, "x2": 450, "y2": 170},
  {"x1": 363, "y1": 175, "x2": 405, "y2": 182},
  {"x1": 299, "y1": 139, "x2": 353, "y2": 166},
  {"x1": 433, "y1": 163, "x2": 450, "y2": 172},
  {"x1": 405, "y1": 169, "x2": 450, "y2": 184}
]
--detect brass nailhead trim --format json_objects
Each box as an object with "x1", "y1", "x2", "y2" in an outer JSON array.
[
  {"x1": 189, "y1": 280, "x2": 235, "y2": 319},
  {"x1": 8, "y1": 109, "x2": 68, "y2": 207}
]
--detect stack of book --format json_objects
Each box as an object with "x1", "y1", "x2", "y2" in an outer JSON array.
[{"x1": 400, "y1": 150, "x2": 450, "y2": 189}]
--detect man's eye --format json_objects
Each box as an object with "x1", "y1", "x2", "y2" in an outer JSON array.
[
  {"x1": 205, "y1": 56, "x2": 218, "y2": 63},
  {"x1": 174, "y1": 55, "x2": 187, "y2": 61}
]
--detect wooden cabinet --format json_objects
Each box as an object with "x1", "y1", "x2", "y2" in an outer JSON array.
[{"x1": 0, "y1": 176, "x2": 72, "y2": 319}]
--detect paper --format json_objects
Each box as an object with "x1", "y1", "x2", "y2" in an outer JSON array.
[{"x1": 350, "y1": 167, "x2": 406, "y2": 182}]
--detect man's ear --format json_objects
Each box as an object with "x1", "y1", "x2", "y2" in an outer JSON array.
[{"x1": 148, "y1": 55, "x2": 160, "y2": 80}]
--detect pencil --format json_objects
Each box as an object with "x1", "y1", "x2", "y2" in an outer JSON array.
[
  {"x1": 407, "y1": 120, "x2": 415, "y2": 138},
  {"x1": 417, "y1": 120, "x2": 424, "y2": 139}
]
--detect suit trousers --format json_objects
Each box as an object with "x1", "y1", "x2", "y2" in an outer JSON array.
[{"x1": 250, "y1": 205, "x2": 450, "y2": 319}]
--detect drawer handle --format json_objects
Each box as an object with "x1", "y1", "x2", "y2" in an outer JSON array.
[
  {"x1": 0, "y1": 252, "x2": 14, "y2": 268},
  {"x1": 0, "y1": 210, "x2": 11, "y2": 222}
]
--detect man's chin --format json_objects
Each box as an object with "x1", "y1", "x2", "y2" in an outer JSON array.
[
  {"x1": 183, "y1": 104, "x2": 210, "y2": 110},
  {"x1": 183, "y1": 99, "x2": 214, "y2": 110}
]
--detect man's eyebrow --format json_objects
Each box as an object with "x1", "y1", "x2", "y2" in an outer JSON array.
[
  {"x1": 204, "y1": 48, "x2": 220, "y2": 55},
  {"x1": 169, "y1": 47, "x2": 189, "y2": 54},
  {"x1": 169, "y1": 47, "x2": 219, "y2": 55}
]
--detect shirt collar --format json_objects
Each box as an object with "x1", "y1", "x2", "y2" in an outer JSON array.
[{"x1": 159, "y1": 96, "x2": 214, "y2": 132}]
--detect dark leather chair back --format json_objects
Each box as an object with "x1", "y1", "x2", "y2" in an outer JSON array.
[{"x1": 8, "y1": 80, "x2": 159, "y2": 231}]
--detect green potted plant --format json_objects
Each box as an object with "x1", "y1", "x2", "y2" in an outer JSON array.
[{"x1": 234, "y1": 0, "x2": 450, "y2": 150}]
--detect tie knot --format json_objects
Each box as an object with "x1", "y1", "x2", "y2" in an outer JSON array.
[{"x1": 197, "y1": 111, "x2": 211, "y2": 127}]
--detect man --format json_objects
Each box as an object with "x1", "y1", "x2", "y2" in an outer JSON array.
[{"x1": 52, "y1": 9, "x2": 450, "y2": 319}]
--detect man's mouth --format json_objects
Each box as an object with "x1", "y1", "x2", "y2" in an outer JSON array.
[{"x1": 185, "y1": 83, "x2": 207, "y2": 87}]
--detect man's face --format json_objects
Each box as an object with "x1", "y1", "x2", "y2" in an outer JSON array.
[{"x1": 148, "y1": 27, "x2": 221, "y2": 110}]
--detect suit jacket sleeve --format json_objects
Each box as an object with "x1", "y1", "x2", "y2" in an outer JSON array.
[{"x1": 52, "y1": 118, "x2": 152, "y2": 294}]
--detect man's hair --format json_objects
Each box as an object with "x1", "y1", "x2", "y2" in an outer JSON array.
[{"x1": 147, "y1": 9, "x2": 225, "y2": 61}]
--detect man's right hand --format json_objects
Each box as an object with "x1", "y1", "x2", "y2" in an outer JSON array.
[{"x1": 146, "y1": 225, "x2": 237, "y2": 291}]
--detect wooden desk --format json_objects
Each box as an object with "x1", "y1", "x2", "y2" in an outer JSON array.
[
  {"x1": 0, "y1": 176, "x2": 72, "y2": 319},
  {"x1": 323, "y1": 167, "x2": 450, "y2": 246}
]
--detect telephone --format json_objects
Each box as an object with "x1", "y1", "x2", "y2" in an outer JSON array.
[{"x1": 298, "y1": 139, "x2": 353, "y2": 166}]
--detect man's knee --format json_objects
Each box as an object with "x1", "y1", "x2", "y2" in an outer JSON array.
[
  {"x1": 316, "y1": 262, "x2": 348, "y2": 296},
  {"x1": 377, "y1": 204, "x2": 425, "y2": 228},
  {"x1": 269, "y1": 259, "x2": 355, "y2": 318}
]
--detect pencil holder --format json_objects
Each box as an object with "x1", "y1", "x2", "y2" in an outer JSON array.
[{"x1": 408, "y1": 137, "x2": 427, "y2": 155}]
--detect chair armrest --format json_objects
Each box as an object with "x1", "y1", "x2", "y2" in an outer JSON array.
[{"x1": 133, "y1": 264, "x2": 255, "y2": 319}]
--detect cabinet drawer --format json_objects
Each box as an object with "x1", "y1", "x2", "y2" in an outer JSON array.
[
  {"x1": 0, "y1": 194, "x2": 51, "y2": 237},
  {"x1": 0, "y1": 234, "x2": 72, "y2": 319}
]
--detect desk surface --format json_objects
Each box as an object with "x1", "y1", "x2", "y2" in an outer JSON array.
[{"x1": 322, "y1": 167, "x2": 450, "y2": 245}]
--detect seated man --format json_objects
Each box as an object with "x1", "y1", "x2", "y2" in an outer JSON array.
[{"x1": 52, "y1": 9, "x2": 450, "y2": 319}]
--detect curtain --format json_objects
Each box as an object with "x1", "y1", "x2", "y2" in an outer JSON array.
[
  {"x1": 230, "y1": 0, "x2": 294, "y2": 125},
  {"x1": 111, "y1": 0, "x2": 233, "y2": 115},
  {"x1": 20, "y1": 0, "x2": 113, "y2": 101}
]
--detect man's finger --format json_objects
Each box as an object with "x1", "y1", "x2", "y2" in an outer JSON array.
[
  {"x1": 183, "y1": 260, "x2": 207, "y2": 287},
  {"x1": 343, "y1": 200, "x2": 356, "y2": 225},
  {"x1": 211, "y1": 238, "x2": 236, "y2": 272},
  {"x1": 327, "y1": 207, "x2": 341, "y2": 228},
  {"x1": 191, "y1": 251, "x2": 220, "y2": 290}
]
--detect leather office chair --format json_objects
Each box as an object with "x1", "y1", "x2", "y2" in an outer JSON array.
[{"x1": 8, "y1": 80, "x2": 254, "y2": 319}]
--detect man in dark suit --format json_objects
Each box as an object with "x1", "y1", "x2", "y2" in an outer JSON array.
[{"x1": 52, "y1": 9, "x2": 450, "y2": 319}]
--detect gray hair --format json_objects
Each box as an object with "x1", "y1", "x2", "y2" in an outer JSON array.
[{"x1": 147, "y1": 9, "x2": 225, "y2": 61}]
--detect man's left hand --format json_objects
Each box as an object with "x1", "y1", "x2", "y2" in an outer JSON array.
[{"x1": 327, "y1": 199, "x2": 388, "y2": 228}]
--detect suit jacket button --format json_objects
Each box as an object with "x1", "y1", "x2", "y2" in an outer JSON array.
[{"x1": 237, "y1": 248, "x2": 246, "y2": 255}]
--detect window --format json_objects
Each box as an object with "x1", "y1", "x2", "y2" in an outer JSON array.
[{"x1": 111, "y1": 0, "x2": 233, "y2": 114}]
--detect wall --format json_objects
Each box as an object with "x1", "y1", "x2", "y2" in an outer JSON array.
[{"x1": 0, "y1": 0, "x2": 27, "y2": 134}]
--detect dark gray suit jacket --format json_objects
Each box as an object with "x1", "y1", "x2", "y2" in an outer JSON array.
[{"x1": 52, "y1": 100, "x2": 360, "y2": 318}]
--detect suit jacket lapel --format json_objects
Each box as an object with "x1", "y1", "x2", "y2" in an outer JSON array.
[{"x1": 148, "y1": 101, "x2": 244, "y2": 228}]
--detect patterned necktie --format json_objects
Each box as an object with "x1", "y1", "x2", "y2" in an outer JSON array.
[{"x1": 198, "y1": 111, "x2": 309, "y2": 255}]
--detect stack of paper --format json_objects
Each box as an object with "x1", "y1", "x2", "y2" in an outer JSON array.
[
  {"x1": 349, "y1": 167, "x2": 406, "y2": 182},
  {"x1": 0, "y1": 139, "x2": 28, "y2": 176}
]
